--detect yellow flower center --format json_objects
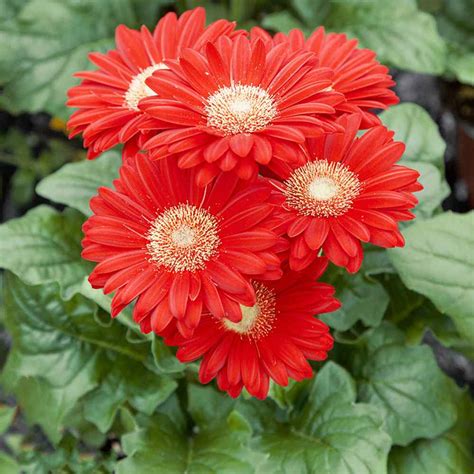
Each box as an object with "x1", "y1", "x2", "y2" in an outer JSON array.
[
  {"x1": 124, "y1": 63, "x2": 169, "y2": 111},
  {"x1": 284, "y1": 160, "x2": 361, "y2": 217},
  {"x1": 223, "y1": 282, "x2": 276, "y2": 339},
  {"x1": 205, "y1": 84, "x2": 277, "y2": 135},
  {"x1": 147, "y1": 204, "x2": 220, "y2": 272}
]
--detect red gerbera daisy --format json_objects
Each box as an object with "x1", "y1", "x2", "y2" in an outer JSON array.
[
  {"x1": 138, "y1": 35, "x2": 345, "y2": 186},
  {"x1": 251, "y1": 26, "x2": 399, "y2": 128},
  {"x1": 82, "y1": 154, "x2": 286, "y2": 337},
  {"x1": 67, "y1": 8, "x2": 238, "y2": 160},
  {"x1": 163, "y1": 258, "x2": 338, "y2": 399},
  {"x1": 273, "y1": 114, "x2": 421, "y2": 273}
]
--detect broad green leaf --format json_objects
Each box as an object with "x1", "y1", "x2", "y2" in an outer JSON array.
[
  {"x1": 0, "y1": 405, "x2": 16, "y2": 434},
  {"x1": 381, "y1": 275, "x2": 474, "y2": 358},
  {"x1": 263, "y1": 0, "x2": 447, "y2": 74},
  {"x1": 2, "y1": 274, "x2": 175, "y2": 440},
  {"x1": 82, "y1": 354, "x2": 176, "y2": 433},
  {"x1": 0, "y1": 205, "x2": 90, "y2": 298},
  {"x1": 151, "y1": 336, "x2": 186, "y2": 375},
  {"x1": 399, "y1": 302, "x2": 474, "y2": 360},
  {"x1": 380, "y1": 103, "x2": 446, "y2": 169},
  {"x1": 388, "y1": 392, "x2": 474, "y2": 474},
  {"x1": 321, "y1": 266, "x2": 389, "y2": 331},
  {"x1": 292, "y1": 0, "x2": 330, "y2": 25},
  {"x1": 11, "y1": 167, "x2": 35, "y2": 207},
  {"x1": 187, "y1": 384, "x2": 236, "y2": 430},
  {"x1": 17, "y1": 433, "x2": 117, "y2": 473},
  {"x1": 0, "y1": 0, "x2": 164, "y2": 118},
  {"x1": 3, "y1": 352, "x2": 98, "y2": 444},
  {"x1": 446, "y1": 48, "x2": 474, "y2": 86},
  {"x1": 78, "y1": 277, "x2": 144, "y2": 338},
  {"x1": 380, "y1": 103, "x2": 449, "y2": 218},
  {"x1": 36, "y1": 151, "x2": 122, "y2": 216},
  {"x1": 359, "y1": 322, "x2": 406, "y2": 354},
  {"x1": 410, "y1": 162, "x2": 449, "y2": 218},
  {"x1": 267, "y1": 379, "x2": 309, "y2": 412},
  {"x1": 423, "y1": 0, "x2": 474, "y2": 85},
  {"x1": 257, "y1": 362, "x2": 391, "y2": 474},
  {"x1": 0, "y1": 452, "x2": 19, "y2": 474},
  {"x1": 185, "y1": 2, "x2": 229, "y2": 24},
  {"x1": 353, "y1": 330, "x2": 457, "y2": 446},
  {"x1": 0, "y1": 129, "x2": 81, "y2": 210},
  {"x1": 262, "y1": 10, "x2": 305, "y2": 32},
  {"x1": 381, "y1": 274, "x2": 425, "y2": 324},
  {"x1": 362, "y1": 245, "x2": 395, "y2": 276},
  {"x1": 389, "y1": 211, "x2": 474, "y2": 344},
  {"x1": 118, "y1": 411, "x2": 265, "y2": 473},
  {"x1": 0, "y1": 0, "x2": 28, "y2": 23}
]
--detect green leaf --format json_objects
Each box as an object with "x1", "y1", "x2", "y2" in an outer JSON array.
[
  {"x1": 82, "y1": 355, "x2": 176, "y2": 433},
  {"x1": 267, "y1": 379, "x2": 309, "y2": 412},
  {"x1": 2, "y1": 273, "x2": 175, "y2": 441},
  {"x1": 400, "y1": 303, "x2": 474, "y2": 360},
  {"x1": 151, "y1": 335, "x2": 185, "y2": 375},
  {"x1": 359, "y1": 322, "x2": 406, "y2": 354},
  {"x1": 187, "y1": 384, "x2": 236, "y2": 430},
  {"x1": 17, "y1": 433, "x2": 117, "y2": 473},
  {"x1": 263, "y1": 0, "x2": 447, "y2": 74},
  {"x1": 36, "y1": 150, "x2": 122, "y2": 216},
  {"x1": 0, "y1": 205, "x2": 90, "y2": 298},
  {"x1": 0, "y1": 452, "x2": 19, "y2": 474},
  {"x1": 11, "y1": 167, "x2": 35, "y2": 207},
  {"x1": 118, "y1": 411, "x2": 265, "y2": 473},
  {"x1": 389, "y1": 211, "x2": 474, "y2": 344},
  {"x1": 388, "y1": 391, "x2": 474, "y2": 474},
  {"x1": 381, "y1": 274, "x2": 425, "y2": 324},
  {"x1": 262, "y1": 10, "x2": 306, "y2": 32},
  {"x1": 381, "y1": 274, "x2": 474, "y2": 358},
  {"x1": 380, "y1": 103, "x2": 446, "y2": 169},
  {"x1": 410, "y1": 162, "x2": 450, "y2": 218},
  {"x1": 0, "y1": 0, "x2": 164, "y2": 118},
  {"x1": 362, "y1": 245, "x2": 395, "y2": 276},
  {"x1": 257, "y1": 362, "x2": 391, "y2": 474},
  {"x1": 3, "y1": 352, "x2": 98, "y2": 444},
  {"x1": 78, "y1": 276, "x2": 149, "y2": 339},
  {"x1": 353, "y1": 329, "x2": 457, "y2": 446},
  {"x1": 0, "y1": 0, "x2": 28, "y2": 23},
  {"x1": 321, "y1": 266, "x2": 389, "y2": 331},
  {"x1": 0, "y1": 405, "x2": 16, "y2": 435},
  {"x1": 380, "y1": 103, "x2": 449, "y2": 218},
  {"x1": 427, "y1": 0, "x2": 474, "y2": 85}
]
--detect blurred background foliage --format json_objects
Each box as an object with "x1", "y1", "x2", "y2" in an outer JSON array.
[{"x1": 0, "y1": 0, "x2": 473, "y2": 472}]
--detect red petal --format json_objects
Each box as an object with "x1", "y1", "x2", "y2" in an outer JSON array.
[
  {"x1": 229, "y1": 134, "x2": 254, "y2": 157},
  {"x1": 169, "y1": 272, "x2": 190, "y2": 319},
  {"x1": 304, "y1": 218, "x2": 329, "y2": 250}
]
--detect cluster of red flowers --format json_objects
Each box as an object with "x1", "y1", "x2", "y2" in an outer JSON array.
[{"x1": 70, "y1": 8, "x2": 421, "y2": 399}]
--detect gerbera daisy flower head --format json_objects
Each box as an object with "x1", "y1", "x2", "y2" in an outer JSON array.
[
  {"x1": 273, "y1": 114, "x2": 422, "y2": 273},
  {"x1": 163, "y1": 257, "x2": 339, "y2": 399},
  {"x1": 138, "y1": 35, "x2": 345, "y2": 186},
  {"x1": 82, "y1": 154, "x2": 286, "y2": 338},
  {"x1": 250, "y1": 26, "x2": 399, "y2": 128},
  {"x1": 67, "y1": 7, "x2": 239, "y2": 160}
]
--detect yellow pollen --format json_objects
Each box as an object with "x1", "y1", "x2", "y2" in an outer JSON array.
[
  {"x1": 223, "y1": 282, "x2": 276, "y2": 340},
  {"x1": 147, "y1": 204, "x2": 220, "y2": 272},
  {"x1": 124, "y1": 63, "x2": 169, "y2": 111},
  {"x1": 308, "y1": 177, "x2": 339, "y2": 200},
  {"x1": 205, "y1": 84, "x2": 277, "y2": 135},
  {"x1": 284, "y1": 160, "x2": 361, "y2": 218},
  {"x1": 171, "y1": 225, "x2": 196, "y2": 247}
]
